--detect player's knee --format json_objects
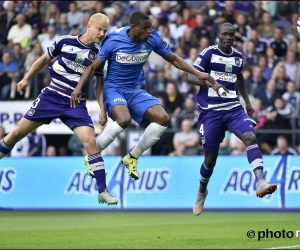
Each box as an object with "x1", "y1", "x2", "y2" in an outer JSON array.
[
  {"x1": 205, "y1": 159, "x2": 216, "y2": 169},
  {"x1": 204, "y1": 155, "x2": 217, "y2": 169},
  {"x1": 155, "y1": 112, "x2": 169, "y2": 127},
  {"x1": 161, "y1": 113, "x2": 170, "y2": 126},
  {"x1": 242, "y1": 132, "x2": 257, "y2": 146},
  {"x1": 116, "y1": 118, "x2": 131, "y2": 129},
  {"x1": 83, "y1": 137, "x2": 97, "y2": 150}
]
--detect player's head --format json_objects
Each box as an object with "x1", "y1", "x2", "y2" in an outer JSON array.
[
  {"x1": 217, "y1": 23, "x2": 235, "y2": 50},
  {"x1": 129, "y1": 11, "x2": 152, "y2": 41},
  {"x1": 86, "y1": 13, "x2": 109, "y2": 44}
]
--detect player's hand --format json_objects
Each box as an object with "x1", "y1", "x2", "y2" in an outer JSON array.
[
  {"x1": 195, "y1": 72, "x2": 228, "y2": 96},
  {"x1": 17, "y1": 79, "x2": 29, "y2": 95},
  {"x1": 245, "y1": 103, "x2": 254, "y2": 117},
  {"x1": 70, "y1": 87, "x2": 82, "y2": 108},
  {"x1": 195, "y1": 72, "x2": 215, "y2": 87},
  {"x1": 99, "y1": 110, "x2": 107, "y2": 126},
  {"x1": 211, "y1": 83, "x2": 230, "y2": 97}
]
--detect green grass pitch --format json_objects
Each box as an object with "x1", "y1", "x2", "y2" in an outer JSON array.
[{"x1": 1, "y1": 211, "x2": 300, "y2": 249}]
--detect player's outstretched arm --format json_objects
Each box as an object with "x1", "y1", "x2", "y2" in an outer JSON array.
[
  {"x1": 187, "y1": 73, "x2": 229, "y2": 97},
  {"x1": 95, "y1": 75, "x2": 107, "y2": 126},
  {"x1": 186, "y1": 73, "x2": 209, "y2": 87},
  {"x1": 70, "y1": 57, "x2": 103, "y2": 108},
  {"x1": 235, "y1": 73, "x2": 254, "y2": 117},
  {"x1": 17, "y1": 53, "x2": 52, "y2": 95},
  {"x1": 165, "y1": 52, "x2": 220, "y2": 90}
]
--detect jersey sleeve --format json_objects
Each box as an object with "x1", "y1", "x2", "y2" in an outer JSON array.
[
  {"x1": 153, "y1": 31, "x2": 171, "y2": 58},
  {"x1": 97, "y1": 36, "x2": 111, "y2": 62},
  {"x1": 47, "y1": 36, "x2": 65, "y2": 58},
  {"x1": 237, "y1": 56, "x2": 244, "y2": 74},
  {"x1": 192, "y1": 50, "x2": 211, "y2": 72},
  {"x1": 139, "y1": 69, "x2": 146, "y2": 87}
]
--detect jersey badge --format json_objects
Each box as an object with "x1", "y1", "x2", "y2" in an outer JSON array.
[
  {"x1": 88, "y1": 51, "x2": 96, "y2": 60},
  {"x1": 140, "y1": 44, "x2": 146, "y2": 52},
  {"x1": 49, "y1": 44, "x2": 55, "y2": 52},
  {"x1": 225, "y1": 64, "x2": 232, "y2": 73},
  {"x1": 193, "y1": 58, "x2": 202, "y2": 66},
  {"x1": 27, "y1": 109, "x2": 35, "y2": 116},
  {"x1": 235, "y1": 57, "x2": 241, "y2": 66},
  {"x1": 75, "y1": 54, "x2": 85, "y2": 64}
]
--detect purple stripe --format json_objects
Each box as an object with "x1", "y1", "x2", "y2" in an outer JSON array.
[
  {"x1": 0, "y1": 140, "x2": 13, "y2": 154},
  {"x1": 193, "y1": 65, "x2": 204, "y2": 71},
  {"x1": 89, "y1": 158, "x2": 103, "y2": 164},
  {"x1": 88, "y1": 153, "x2": 103, "y2": 164}
]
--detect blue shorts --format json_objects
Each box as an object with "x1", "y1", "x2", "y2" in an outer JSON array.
[
  {"x1": 103, "y1": 86, "x2": 161, "y2": 125},
  {"x1": 198, "y1": 106, "x2": 255, "y2": 153},
  {"x1": 23, "y1": 87, "x2": 94, "y2": 130}
]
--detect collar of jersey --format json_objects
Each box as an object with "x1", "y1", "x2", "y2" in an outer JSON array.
[{"x1": 217, "y1": 45, "x2": 233, "y2": 56}]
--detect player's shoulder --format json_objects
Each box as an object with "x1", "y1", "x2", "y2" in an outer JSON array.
[
  {"x1": 144, "y1": 29, "x2": 161, "y2": 44},
  {"x1": 232, "y1": 47, "x2": 243, "y2": 58},
  {"x1": 199, "y1": 45, "x2": 218, "y2": 56},
  {"x1": 109, "y1": 26, "x2": 129, "y2": 38},
  {"x1": 101, "y1": 26, "x2": 129, "y2": 45},
  {"x1": 56, "y1": 35, "x2": 78, "y2": 43},
  {"x1": 150, "y1": 29, "x2": 161, "y2": 38}
]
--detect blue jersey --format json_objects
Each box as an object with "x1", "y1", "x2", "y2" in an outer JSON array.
[
  {"x1": 139, "y1": 69, "x2": 146, "y2": 88},
  {"x1": 192, "y1": 45, "x2": 243, "y2": 111},
  {"x1": 97, "y1": 26, "x2": 171, "y2": 89},
  {"x1": 47, "y1": 35, "x2": 103, "y2": 97}
]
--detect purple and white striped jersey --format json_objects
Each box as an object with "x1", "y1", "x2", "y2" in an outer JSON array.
[
  {"x1": 47, "y1": 35, "x2": 103, "y2": 98},
  {"x1": 193, "y1": 45, "x2": 244, "y2": 111}
]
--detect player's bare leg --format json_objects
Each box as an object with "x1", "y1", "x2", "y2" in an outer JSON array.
[
  {"x1": 74, "y1": 126, "x2": 118, "y2": 205},
  {"x1": 0, "y1": 118, "x2": 43, "y2": 159}
]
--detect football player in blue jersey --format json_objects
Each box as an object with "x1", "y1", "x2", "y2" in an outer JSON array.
[
  {"x1": 187, "y1": 23, "x2": 277, "y2": 216},
  {"x1": 0, "y1": 13, "x2": 118, "y2": 205},
  {"x1": 71, "y1": 12, "x2": 223, "y2": 181}
]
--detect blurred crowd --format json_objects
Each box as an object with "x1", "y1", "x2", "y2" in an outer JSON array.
[{"x1": 0, "y1": 0, "x2": 300, "y2": 156}]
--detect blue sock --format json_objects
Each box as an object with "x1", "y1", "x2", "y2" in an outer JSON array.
[
  {"x1": 0, "y1": 140, "x2": 13, "y2": 159},
  {"x1": 246, "y1": 143, "x2": 264, "y2": 182},
  {"x1": 88, "y1": 153, "x2": 107, "y2": 193},
  {"x1": 199, "y1": 163, "x2": 214, "y2": 193}
]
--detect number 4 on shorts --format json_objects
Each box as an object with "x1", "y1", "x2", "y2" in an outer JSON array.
[{"x1": 199, "y1": 124, "x2": 204, "y2": 135}]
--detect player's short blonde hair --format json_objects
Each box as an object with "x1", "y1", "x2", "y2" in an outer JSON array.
[{"x1": 89, "y1": 13, "x2": 109, "y2": 26}]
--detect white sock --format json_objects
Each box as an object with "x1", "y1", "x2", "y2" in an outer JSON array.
[
  {"x1": 97, "y1": 121, "x2": 124, "y2": 150},
  {"x1": 130, "y1": 123, "x2": 167, "y2": 158}
]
